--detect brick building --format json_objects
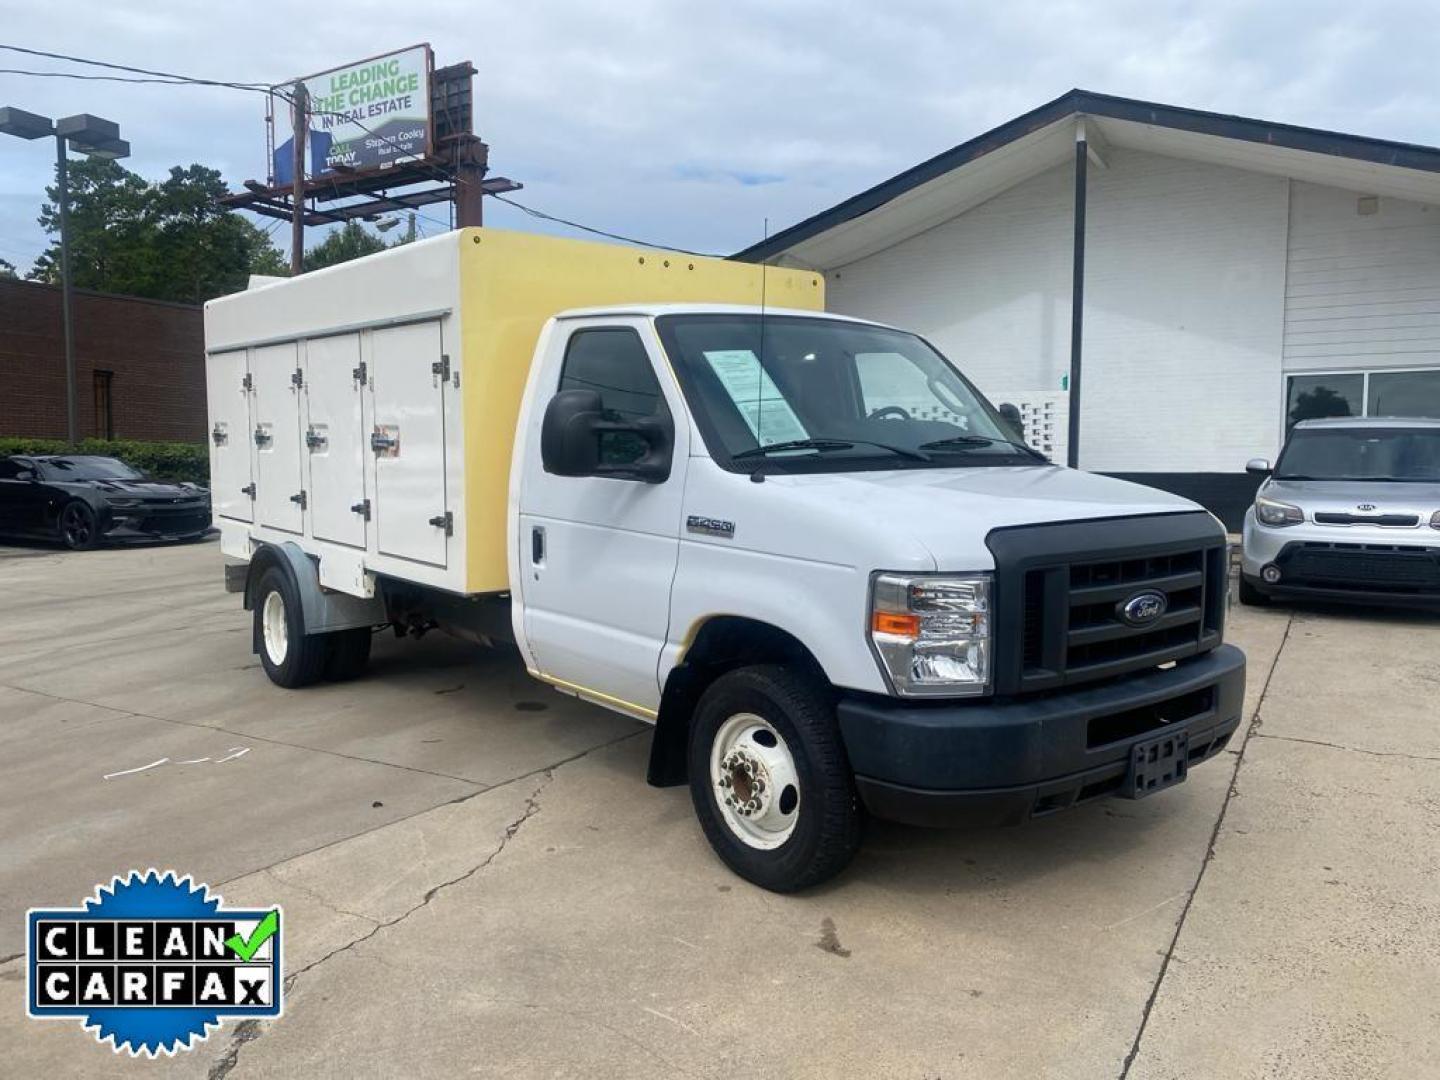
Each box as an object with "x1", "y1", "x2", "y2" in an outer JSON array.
[{"x1": 0, "y1": 277, "x2": 205, "y2": 443}]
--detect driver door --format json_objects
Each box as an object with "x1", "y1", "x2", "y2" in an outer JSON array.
[{"x1": 516, "y1": 319, "x2": 689, "y2": 714}]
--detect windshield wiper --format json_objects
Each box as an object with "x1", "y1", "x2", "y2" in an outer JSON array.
[
  {"x1": 919, "y1": 434, "x2": 1047, "y2": 460},
  {"x1": 734, "y1": 437, "x2": 930, "y2": 462}
]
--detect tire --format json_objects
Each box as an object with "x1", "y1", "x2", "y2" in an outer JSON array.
[
  {"x1": 253, "y1": 566, "x2": 328, "y2": 688},
  {"x1": 57, "y1": 501, "x2": 99, "y2": 550},
  {"x1": 687, "y1": 665, "x2": 864, "y2": 892},
  {"x1": 1238, "y1": 576, "x2": 1270, "y2": 606},
  {"x1": 324, "y1": 626, "x2": 372, "y2": 682}
]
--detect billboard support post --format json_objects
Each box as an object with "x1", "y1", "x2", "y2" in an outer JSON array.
[{"x1": 290, "y1": 83, "x2": 307, "y2": 275}]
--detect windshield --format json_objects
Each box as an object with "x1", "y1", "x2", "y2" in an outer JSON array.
[
  {"x1": 654, "y1": 314, "x2": 1036, "y2": 472},
  {"x1": 36, "y1": 456, "x2": 145, "y2": 481},
  {"x1": 1274, "y1": 428, "x2": 1440, "y2": 482}
]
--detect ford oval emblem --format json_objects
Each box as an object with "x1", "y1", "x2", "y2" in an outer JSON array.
[{"x1": 1118, "y1": 590, "x2": 1168, "y2": 627}]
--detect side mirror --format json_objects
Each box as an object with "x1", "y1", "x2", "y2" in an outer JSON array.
[
  {"x1": 1245, "y1": 458, "x2": 1272, "y2": 476},
  {"x1": 997, "y1": 402, "x2": 1024, "y2": 439},
  {"x1": 540, "y1": 389, "x2": 673, "y2": 483}
]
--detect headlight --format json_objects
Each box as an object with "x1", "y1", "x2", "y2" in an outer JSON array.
[
  {"x1": 1255, "y1": 495, "x2": 1303, "y2": 527},
  {"x1": 870, "y1": 573, "x2": 991, "y2": 697},
  {"x1": 1431, "y1": 511, "x2": 1440, "y2": 530}
]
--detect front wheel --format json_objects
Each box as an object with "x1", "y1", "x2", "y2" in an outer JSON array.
[
  {"x1": 687, "y1": 665, "x2": 864, "y2": 892},
  {"x1": 58, "y1": 501, "x2": 98, "y2": 550}
]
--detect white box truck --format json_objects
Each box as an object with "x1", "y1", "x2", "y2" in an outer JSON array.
[{"x1": 205, "y1": 228, "x2": 1245, "y2": 891}]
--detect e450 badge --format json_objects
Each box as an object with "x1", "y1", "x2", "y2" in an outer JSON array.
[{"x1": 26, "y1": 870, "x2": 282, "y2": 1057}]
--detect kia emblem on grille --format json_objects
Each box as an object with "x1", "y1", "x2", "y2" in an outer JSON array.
[
  {"x1": 1118, "y1": 590, "x2": 1168, "y2": 627},
  {"x1": 1357, "y1": 503, "x2": 1377, "y2": 512}
]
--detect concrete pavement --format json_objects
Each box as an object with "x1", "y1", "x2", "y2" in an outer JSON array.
[{"x1": 0, "y1": 540, "x2": 1433, "y2": 1078}]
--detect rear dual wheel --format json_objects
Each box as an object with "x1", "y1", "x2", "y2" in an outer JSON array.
[
  {"x1": 254, "y1": 568, "x2": 372, "y2": 688},
  {"x1": 687, "y1": 665, "x2": 864, "y2": 892}
]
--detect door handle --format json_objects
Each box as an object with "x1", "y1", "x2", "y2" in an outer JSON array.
[{"x1": 531, "y1": 526, "x2": 545, "y2": 565}]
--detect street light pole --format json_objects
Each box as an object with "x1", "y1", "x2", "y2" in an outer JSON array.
[
  {"x1": 0, "y1": 107, "x2": 129, "y2": 446},
  {"x1": 55, "y1": 131, "x2": 77, "y2": 444}
]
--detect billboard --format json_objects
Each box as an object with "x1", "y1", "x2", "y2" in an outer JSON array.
[{"x1": 273, "y1": 45, "x2": 433, "y2": 182}]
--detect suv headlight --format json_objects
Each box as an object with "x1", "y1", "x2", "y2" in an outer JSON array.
[
  {"x1": 1255, "y1": 495, "x2": 1303, "y2": 527},
  {"x1": 870, "y1": 573, "x2": 991, "y2": 697}
]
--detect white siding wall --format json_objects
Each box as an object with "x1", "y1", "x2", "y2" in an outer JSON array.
[
  {"x1": 1083, "y1": 151, "x2": 1289, "y2": 471},
  {"x1": 1283, "y1": 182, "x2": 1440, "y2": 373},
  {"x1": 827, "y1": 163, "x2": 1074, "y2": 396},
  {"x1": 824, "y1": 148, "x2": 1290, "y2": 473}
]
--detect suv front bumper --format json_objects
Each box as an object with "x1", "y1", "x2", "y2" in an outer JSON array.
[
  {"x1": 1242, "y1": 509, "x2": 1440, "y2": 605},
  {"x1": 838, "y1": 645, "x2": 1245, "y2": 827}
]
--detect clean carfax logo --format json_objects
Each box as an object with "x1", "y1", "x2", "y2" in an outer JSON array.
[{"x1": 27, "y1": 870, "x2": 282, "y2": 1057}]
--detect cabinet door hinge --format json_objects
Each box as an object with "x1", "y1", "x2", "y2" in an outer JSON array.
[
  {"x1": 428, "y1": 511, "x2": 453, "y2": 536},
  {"x1": 241, "y1": 373, "x2": 253, "y2": 392},
  {"x1": 291, "y1": 367, "x2": 304, "y2": 389},
  {"x1": 352, "y1": 361, "x2": 367, "y2": 386},
  {"x1": 432, "y1": 354, "x2": 451, "y2": 385}
]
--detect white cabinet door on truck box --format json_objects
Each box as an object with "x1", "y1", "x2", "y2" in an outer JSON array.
[
  {"x1": 251, "y1": 341, "x2": 305, "y2": 534},
  {"x1": 206, "y1": 349, "x2": 253, "y2": 524},
  {"x1": 370, "y1": 319, "x2": 449, "y2": 569},
  {"x1": 516, "y1": 319, "x2": 690, "y2": 715},
  {"x1": 303, "y1": 333, "x2": 367, "y2": 549}
]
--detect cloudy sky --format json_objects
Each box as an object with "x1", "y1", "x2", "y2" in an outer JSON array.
[{"x1": 1, "y1": 0, "x2": 1436, "y2": 273}]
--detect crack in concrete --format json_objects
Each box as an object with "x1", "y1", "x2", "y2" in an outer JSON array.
[
  {"x1": 213, "y1": 729, "x2": 644, "y2": 890},
  {"x1": 0, "y1": 951, "x2": 22, "y2": 966},
  {"x1": 206, "y1": 769, "x2": 552, "y2": 1078},
  {"x1": 261, "y1": 868, "x2": 378, "y2": 926},
  {"x1": 1252, "y1": 731, "x2": 1440, "y2": 764},
  {"x1": 285, "y1": 768, "x2": 551, "y2": 986},
  {"x1": 206, "y1": 1018, "x2": 262, "y2": 1080},
  {"x1": 1118, "y1": 613, "x2": 1295, "y2": 1079}
]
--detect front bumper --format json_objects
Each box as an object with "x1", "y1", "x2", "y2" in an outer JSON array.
[
  {"x1": 1242, "y1": 508, "x2": 1440, "y2": 605},
  {"x1": 102, "y1": 505, "x2": 212, "y2": 543},
  {"x1": 838, "y1": 644, "x2": 1246, "y2": 827}
]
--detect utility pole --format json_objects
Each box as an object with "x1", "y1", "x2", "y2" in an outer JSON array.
[
  {"x1": 55, "y1": 132, "x2": 77, "y2": 444},
  {"x1": 290, "y1": 83, "x2": 307, "y2": 275},
  {"x1": 405, "y1": 211, "x2": 416, "y2": 244}
]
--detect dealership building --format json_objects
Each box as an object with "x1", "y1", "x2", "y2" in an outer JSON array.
[{"x1": 739, "y1": 90, "x2": 1440, "y2": 527}]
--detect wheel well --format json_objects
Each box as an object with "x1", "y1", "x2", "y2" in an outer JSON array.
[{"x1": 647, "y1": 616, "x2": 828, "y2": 788}]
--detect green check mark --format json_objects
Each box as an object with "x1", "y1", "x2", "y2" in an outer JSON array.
[{"x1": 225, "y1": 910, "x2": 278, "y2": 961}]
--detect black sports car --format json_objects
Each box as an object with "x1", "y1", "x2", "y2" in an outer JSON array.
[{"x1": 0, "y1": 454, "x2": 212, "y2": 549}]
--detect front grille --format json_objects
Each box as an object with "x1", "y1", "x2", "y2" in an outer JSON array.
[
  {"x1": 987, "y1": 513, "x2": 1228, "y2": 695},
  {"x1": 135, "y1": 510, "x2": 210, "y2": 534},
  {"x1": 1314, "y1": 512, "x2": 1419, "y2": 527},
  {"x1": 1281, "y1": 541, "x2": 1440, "y2": 592}
]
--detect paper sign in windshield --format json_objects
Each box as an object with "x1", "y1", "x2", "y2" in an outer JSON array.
[{"x1": 702, "y1": 350, "x2": 808, "y2": 446}]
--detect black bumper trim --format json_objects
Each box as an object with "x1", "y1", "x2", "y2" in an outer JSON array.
[
  {"x1": 838, "y1": 644, "x2": 1245, "y2": 826},
  {"x1": 1244, "y1": 573, "x2": 1440, "y2": 609},
  {"x1": 855, "y1": 716, "x2": 1237, "y2": 827}
]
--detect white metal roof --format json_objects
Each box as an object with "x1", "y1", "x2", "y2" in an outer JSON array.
[{"x1": 739, "y1": 90, "x2": 1440, "y2": 271}]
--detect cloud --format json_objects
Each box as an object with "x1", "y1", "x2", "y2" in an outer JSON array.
[{"x1": 1, "y1": 0, "x2": 1437, "y2": 271}]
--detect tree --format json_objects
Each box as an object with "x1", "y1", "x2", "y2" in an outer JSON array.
[
  {"x1": 28, "y1": 159, "x2": 288, "y2": 303},
  {"x1": 1289, "y1": 385, "x2": 1353, "y2": 427},
  {"x1": 302, "y1": 222, "x2": 389, "y2": 272},
  {"x1": 0, "y1": 259, "x2": 16, "y2": 279}
]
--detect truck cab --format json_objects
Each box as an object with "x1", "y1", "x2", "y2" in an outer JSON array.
[
  {"x1": 507, "y1": 303, "x2": 1244, "y2": 888},
  {"x1": 206, "y1": 231, "x2": 1244, "y2": 892}
]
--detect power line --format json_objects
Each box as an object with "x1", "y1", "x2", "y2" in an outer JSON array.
[
  {"x1": 0, "y1": 44, "x2": 270, "y2": 92},
  {"x1": 0, "y1": 67, "x2": 235, "y2": 86},
  {"x1": 488, "y1": 193, "x2": 720, "y2": 256}
]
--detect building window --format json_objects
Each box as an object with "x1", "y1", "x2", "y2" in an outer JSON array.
[
  {"x1": 1286, "y1": 369, "x2": 1440, "y2": 432},
  {"x1": 93, "y1": 370, "x2": 114, "y2": 441}
]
